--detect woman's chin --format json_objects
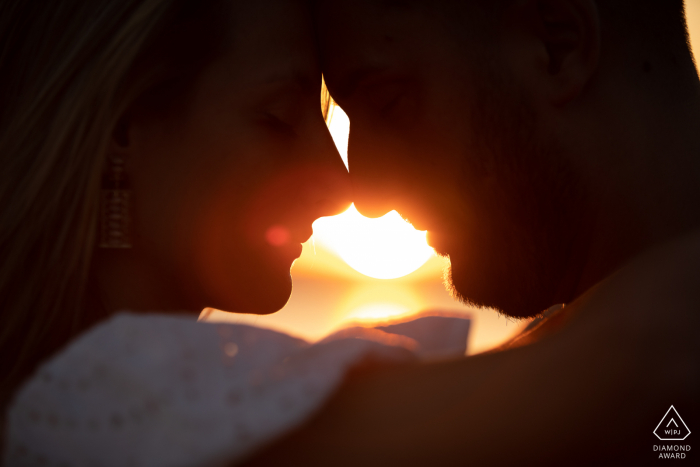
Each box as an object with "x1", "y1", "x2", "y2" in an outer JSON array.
[
  {"x1": 192, "y1": 242, "x2": 297, "y2": 314},
  {"x1": 205, "y1": 271, "x2": 293, "y2": 315}
]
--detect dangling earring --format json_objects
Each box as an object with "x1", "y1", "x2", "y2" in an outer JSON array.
[{"x1": 99, "y1": 155, "x2": 132, "y2": 248}]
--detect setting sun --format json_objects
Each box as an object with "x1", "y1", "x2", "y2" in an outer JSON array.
[
  {"x1": 317, "y1": 104, "x2": 437, "y2": 280},
  {"x1": 312, "y1": 204, "x2": 435, "y2": 279}
]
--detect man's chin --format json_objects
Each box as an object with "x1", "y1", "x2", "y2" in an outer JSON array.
[
  {"x1": 426, "y1": 229, "x2": 453, "y2": 258},
  {"x1": 443, "y1": 261, "x2": 548, "y2": 320}
]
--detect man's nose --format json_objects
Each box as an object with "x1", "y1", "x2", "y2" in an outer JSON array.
[
  {"x1": 346, "y1": 125, "x2": 397, "y2": 219},
  {"x1": 301, "y1": 120, "x2": 352, "y2": 219},
  {"x1": 351, "y1": 176, "x2": 395, "y2": 219}
]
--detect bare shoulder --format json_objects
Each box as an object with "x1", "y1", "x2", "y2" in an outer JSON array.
[
  {"x1": 587, "y1": 229, "x2": 700, "y2": 315},
  {"x1": 569, "y1": 229, "x2": 700, "y2": 352}
]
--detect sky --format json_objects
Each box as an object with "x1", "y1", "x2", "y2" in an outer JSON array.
[{"x1": 205, "y1": 2, "x2": 700, "y2": 355}]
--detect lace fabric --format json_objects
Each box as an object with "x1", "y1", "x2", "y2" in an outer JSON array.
[{"x1": 4, "y1": 312, "x2": 470, "y2": 467}]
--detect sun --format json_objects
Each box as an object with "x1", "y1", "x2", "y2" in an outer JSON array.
[
  {"x1": 317, "y1": 103, "x2": 435, "y2": 279},
  {"x1": 312, "y1": 204, "x2": 435, "y2": 279}
]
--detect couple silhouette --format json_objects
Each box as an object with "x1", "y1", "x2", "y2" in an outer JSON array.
[{"x1": 1, "y1": 0, "x2": 698, "y2": 465}]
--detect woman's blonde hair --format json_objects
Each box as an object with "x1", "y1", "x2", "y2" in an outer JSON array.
[{"x1": 0, "y1": 0, "x2": 233, "y2": 402}]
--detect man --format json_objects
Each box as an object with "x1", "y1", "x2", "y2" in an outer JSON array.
[{"x1": 243, "y1": 1, "x2": 699, "y2": 465}]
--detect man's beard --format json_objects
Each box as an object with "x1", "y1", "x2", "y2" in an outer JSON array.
[{"x1": 440, "y1": 71, "x2": 588, "y2": 319}]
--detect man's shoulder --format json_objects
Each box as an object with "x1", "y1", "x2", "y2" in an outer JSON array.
[
  {"x1": 509, "y1": 230, "x2": 700, "y2": 357},
  {"x1": 575, "y1": 229, "x2": 700, "y2": 328},
  {"x1": 560, "y1": 229, "x2": 700, "y2": 402}
]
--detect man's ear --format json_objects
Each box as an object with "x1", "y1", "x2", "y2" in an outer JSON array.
[{"x1": 501, "y1": 0, "x2": 600, "y2": 106}]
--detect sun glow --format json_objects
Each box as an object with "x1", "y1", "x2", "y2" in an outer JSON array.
[
  {"x1": 313, "y1": 204, "x2": 435, "y2": 279},
  {"x1": 320, "y1": 104, "x2": 436, "y2": 280},
  {"x1": 347, "y1": 303, "x2": 411, "y2": 321},
  {"x1": 337, "y1": 282, "x2": 423, "y2": 323}
]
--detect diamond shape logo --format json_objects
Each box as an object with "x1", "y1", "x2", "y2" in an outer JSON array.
[{"x1": 654, "y1": 406, "x2": 691, "y2": 441}]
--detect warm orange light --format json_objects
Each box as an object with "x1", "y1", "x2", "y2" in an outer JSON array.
[
  {"x1": 323, "y1": 105, "x2": 436, "y2": 279},
  {"x1": 313, "y1": 204, "x2": 435, "y2": 279},
  {"x1": 337, "y1": 283, "x2": 423, "y2": 324},
  {"x1": 265, "y1": 225, "x2": 290, "y2": 246},
  {"x1": 348, "y1": 302, "x2": 411, "y2": 321}
]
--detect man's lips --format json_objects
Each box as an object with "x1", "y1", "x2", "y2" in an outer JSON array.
[
  {"x1": 425, "y1": 229, "x2": 450, "y2": 256},
  {"x1": 396, "y1": 207, "x2": 435, "y2": 233},
  {"x1": 408, "y1": 219, "x2": 430, "y2": 232},
  {"x1": 425, "y1": 230, "x2": 438, "y2": 247},
  {"x1": 396, "y1": 211, "x2": 450, "y2": 254}
]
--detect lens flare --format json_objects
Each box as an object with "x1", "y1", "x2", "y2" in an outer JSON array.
[{"x1": 265, "y1": 225, "x2": 290, "y2": 246}]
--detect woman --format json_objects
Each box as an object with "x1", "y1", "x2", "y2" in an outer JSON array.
[
  {"x1": 1, "y1": 0, "x2": 472, "y2": 464},
  {"x1": 0, "y1": 0, "x2": 349, "y2": 403},
  {"x1": 0, "y1": 0, "x2": 478, "y2": 465}
]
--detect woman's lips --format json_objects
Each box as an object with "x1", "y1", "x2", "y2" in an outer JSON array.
[
  {"x1": 289, "y1": 240, "x2": 303, "y2": 254},
  {"x1": 265, "y1": 224, "x2": 312, "y2": 246},
  {"x1": 264, "y1": 225, "x2": 305, "y2": 264},
  {"x1": 284, "y1": 242, "x2": 304, "y2": 265},
  {"x1": 296, "y1": 229, "x2": 313, "y2": 244}
]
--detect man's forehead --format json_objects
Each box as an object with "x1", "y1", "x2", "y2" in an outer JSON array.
[
  {"x1": 316, "y1": 0, "x2": 435, "y2": 93},
  {"x1": 223, "y1": 0, "x2": 320, "y2": 88}
]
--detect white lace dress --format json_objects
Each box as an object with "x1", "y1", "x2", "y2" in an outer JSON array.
[{"x1": 3, "y1": 312, "x2": 470, "y2": 467}]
